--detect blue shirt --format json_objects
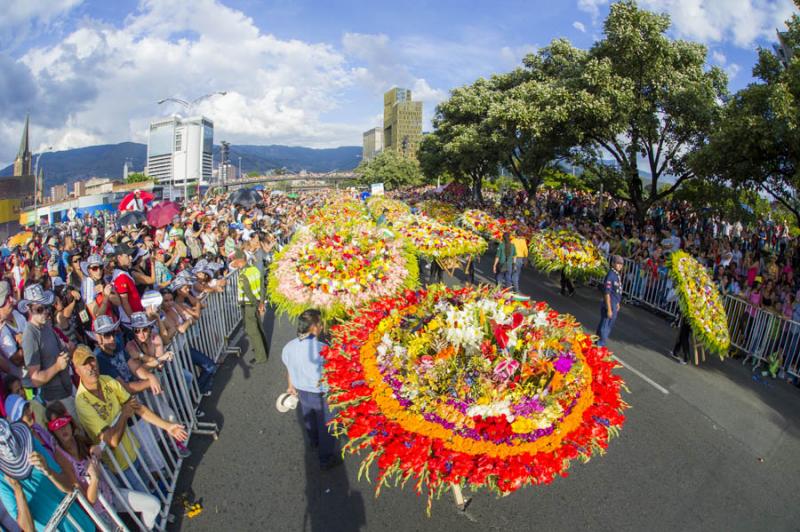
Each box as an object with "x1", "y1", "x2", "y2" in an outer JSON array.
[
  {"x1": 0, "y1": 437, "x2": 94, "y2": 532},
  {"x1": 281, "y1": 335, "x2": 327, "y2": 393},
  {"x1": 602, "y1": 270, "x2": 622, "y2": 313},
  {"x1": 94, "y1": 338, "x2": 134, "y2": 383}
]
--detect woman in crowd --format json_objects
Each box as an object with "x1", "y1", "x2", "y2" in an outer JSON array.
[{"x1": 45, "y1": 400, "x2": 162, "y2": 529}]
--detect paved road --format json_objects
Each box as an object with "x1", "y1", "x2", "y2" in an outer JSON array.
[{"x1": 170, "y1": 255, "x2": 800, "y2": 531}]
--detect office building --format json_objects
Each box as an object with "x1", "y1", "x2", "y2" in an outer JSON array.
[
  {"x1": 72, "y1": 180, "x2": 86, "y2": 198},
  {"x1": 146, "y1": 115, "x2": 214, "y2": 187},
  {"x1": 383, "y1": 87, "x2": 423, "y2": 159},
  {"x1": 362, "y1": 127, "x2": 383, "y2": 161},
  {"x1": 50, "y1": 184, "x2": 68, "y2": 203}
]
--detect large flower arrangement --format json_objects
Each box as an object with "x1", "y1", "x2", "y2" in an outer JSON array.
[
  {"x1": 267, "y1": 226, "x2": 418, "y2": 320},
  {"x1": 394, "y1": 216, "x2": 487, "y2": 260},
  {"x1": 367, "y1": 196, "x2": 411, "y2": 224},
  {"x1": 324, "y1": 285, "x2": 628, "y2": 512},
  {"x1": 460, "y1": 209, "x2": 531, "y2": 241},
  {"x1": 667, "y1": 250, "x2": 730, "y2": 356},
  {"x1": 416, "y1": 200, "x2": 460, "y2": 224},
  {"x1": 528, "y1": 229, "x2": 605, "y2": 280},
  {"x1": 307, "y1": 199, "x2": 370, "y2": 229}
]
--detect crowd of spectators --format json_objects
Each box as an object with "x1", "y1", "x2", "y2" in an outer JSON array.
[{"x1": 0, "y1": 190, "x2": 318, "y2": 530}]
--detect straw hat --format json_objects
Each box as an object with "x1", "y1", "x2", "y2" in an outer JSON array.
[
  {"x1": 275, "y1": 393, "x2": 299, "y2": 413},
  {"x1": 0, "y1": 419, "x2": 33, "y2": 480}
]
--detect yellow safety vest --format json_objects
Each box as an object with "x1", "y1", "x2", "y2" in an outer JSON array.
[{"x1": 237, "y1": 265, "x2": 262, "y2": 304}]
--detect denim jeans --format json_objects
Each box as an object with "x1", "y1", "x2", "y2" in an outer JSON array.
[
  {"x1": 120, "y1": 457, "x2": 149, "y2": 494},
  {"x1": 596, "y1": 308, "x2": 618, "y2": 347},
  {"x1": 512, "y1": 258, "x2": 526, "y2": 293},
  {"x1": 190, "y1": 347, "x2": 216, "y2": 393},
  {"x1": 297, "y1": 390, "x2": 337, "y2": 465}
]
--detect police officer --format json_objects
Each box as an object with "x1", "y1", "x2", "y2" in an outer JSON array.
[
  {"x1": 596, "y1": 254, "x2": 624, "y2": 347},
  {"x1": 233, "y1": 249, "x2": 269, "y2": 364}
]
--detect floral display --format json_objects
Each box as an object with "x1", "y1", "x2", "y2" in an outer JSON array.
[
  {"x1": 394, "y1": 215, "x2": 487, "y2": 260},
  {"x1": 367, "y1": 196, "x2": 411, "y2": 224},
  {"x1": 667, "y1": 250, "x2": 731, "y2": 356},
  {"x1": 416, "y1": 200, "x2": 460, "y2": 224},
  {"x1": 528, "y1": 229, "x2": 606, "y2": 280},
  {"x1": 460, "y1": 209, "x2": 532, "y2": 241},
  {"x1": 267, "y1": 226, "x2": 418, "y2": 320},
  {"x1": 324, "y1": 285, "x2": 628, "y2": 512},
  {"x1": 306, "y1": 199, "x2": 371, "y2": 229}
]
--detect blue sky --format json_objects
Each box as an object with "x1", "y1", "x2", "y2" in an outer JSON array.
[{"x1": 0, "y1": 0, "x2": 795, "y2": 165}]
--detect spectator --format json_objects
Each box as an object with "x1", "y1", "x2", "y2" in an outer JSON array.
[
  {"x1": 45, "y1": 400, "x2": 162, "y2": 529},
  {"x1": 73, "y1": 344, "x2": 188, "y2": 492},
  {"x1": 0, "y1": 418, "x2": 94, "y2": 531},
  {"x1": 19, "y1": 284, "x2": 75, "y2": 418}
]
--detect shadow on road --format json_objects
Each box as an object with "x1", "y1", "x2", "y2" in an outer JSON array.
[{"x1": 295, "y1": 409, "x2": 366, "y2": 532}]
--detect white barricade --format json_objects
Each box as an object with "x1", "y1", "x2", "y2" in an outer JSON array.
[{"x1": 588, "y1": 254, "x2": 800, "y2": 378}]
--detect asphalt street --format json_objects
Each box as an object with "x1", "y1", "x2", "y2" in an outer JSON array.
[{"x1": 170, "y1": 254, "x2": 800, "y2": 531}]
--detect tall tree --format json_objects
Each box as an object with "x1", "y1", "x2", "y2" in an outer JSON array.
[
  {"x1": 490, "y1": 40, "x2": 586, "y2": 199},
  {"x1": 427, "y1": 79, "x2": 505, "y2": 203},
  {"x1": 571, "y1": 1, "x2": 727, "y2": 225},
  {"x1": 695, "y1": 8, "x2": 800, "y2": 225},
  {"x1": 354, "y1": 150, "x2": 425, "y2": 190}
]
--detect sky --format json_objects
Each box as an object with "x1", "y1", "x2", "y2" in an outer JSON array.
[{"x1": 0, "y1": 0, "x2": 795, "y2": 166}]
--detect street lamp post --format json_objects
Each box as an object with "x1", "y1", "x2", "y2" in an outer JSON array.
[
  {"x1": 32, "y1": 146, "x2": 53, "y2": 226},
  {"x1": 238, "y1": 157, "x2": 242, "y2": 180},
  {"x1": 157, "y1": 91, "x2": 226, "y2": 205}
]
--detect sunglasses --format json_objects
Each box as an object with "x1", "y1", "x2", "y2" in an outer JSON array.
[
  {"x1": 71, "y1": 259, "x2": 81, "y2": 264},
  {"x1": 31, "y1": 305, "x2": 48, "y2": 314},
  {"x1": 133, "y1": 327, "x2": 149, "y2": 334},
  {"x1": 89, "y1": 265, "x2": 102, "y2": 271},
  {"x1": 99, "y1": 332, "x2": 115, "y2": 338}
]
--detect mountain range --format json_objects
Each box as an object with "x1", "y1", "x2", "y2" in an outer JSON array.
[{"x1": 0, "y1": 142, "x2": 363, "y2": 187}]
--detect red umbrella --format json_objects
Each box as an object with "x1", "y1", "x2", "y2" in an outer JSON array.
[
  {"x1": 146, "y1": 201, "x2": 182, "y2": 228},
  {"x1": 119, "y1": 190, "x2": 155, "y2": 211}
]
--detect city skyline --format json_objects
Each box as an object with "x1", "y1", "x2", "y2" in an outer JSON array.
[{"x1": 0, "y1": 0, "x2": 795, "y2": 166}]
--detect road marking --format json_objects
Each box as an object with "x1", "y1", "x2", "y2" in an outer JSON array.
[{"x1": 612, "y1": 355, "x2": 670, "y2": 395}]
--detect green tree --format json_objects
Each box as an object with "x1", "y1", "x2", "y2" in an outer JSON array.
[
  {"x1": 423, "y1": 78, "x2": 506, "y2": 203},
  {"x1": 489, "y1": 41, "x2": 586, "y2": 199},
  {"x1": 695, "y1": 7, "x2": 800, "y2": 225},
  {"x1": 354, "y1": 150, "x2": 425, "y2": 190},
  {"x1": 126, "y1": 172, "x2": 149, "y2": 184},
  {"x1": 569, "y1": 1, "x2": 727, "y2": 225}
]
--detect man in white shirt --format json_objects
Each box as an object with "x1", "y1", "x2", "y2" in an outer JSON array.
[{"x1": 0, "y1": 282, "x2": 25, "y2": 378}]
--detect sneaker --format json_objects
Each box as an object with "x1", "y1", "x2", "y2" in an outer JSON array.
[
  {"x1": 177, "y1": 446, "x2": 192, "y2": 459},
  {"x1": 678, "y1": 358, "x2": 688, "y2": 366},
  {"x1": 202, "y1": 389, "x2": 213, "y2": 397}
]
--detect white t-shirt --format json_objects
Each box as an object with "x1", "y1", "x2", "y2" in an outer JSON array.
[{"x1": 0, "y1": 310, "x2": 27, "y2": 376}]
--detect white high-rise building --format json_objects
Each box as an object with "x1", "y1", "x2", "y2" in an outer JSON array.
[{"x1": 146, "y1": 115, "x2": 214, "y2": 188}]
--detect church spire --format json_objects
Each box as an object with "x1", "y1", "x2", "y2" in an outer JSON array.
[{"x1": 17, "y1": 114, "x2": 29, "y2": 160}]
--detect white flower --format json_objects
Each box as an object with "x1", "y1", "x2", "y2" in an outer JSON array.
[{"x1": 533, "y1": 311, "x2": 549, "y2": 328}]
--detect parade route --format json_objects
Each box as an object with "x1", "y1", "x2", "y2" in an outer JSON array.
[{"x1": 172, "y1": 255, "x2": 800, "y2": 531}]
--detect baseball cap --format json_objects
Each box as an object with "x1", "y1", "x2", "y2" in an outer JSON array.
[
  {"x1": 72, "y1": 344, "x2": 96, "y2": 366},
  {"x1": 612, "y1": 255, "x2": 624, "y2": 265}
]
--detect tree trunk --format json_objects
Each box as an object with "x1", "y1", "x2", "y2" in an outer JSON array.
[{"x1": 471, "y1": 174, "x2": 484, "y2": 205}]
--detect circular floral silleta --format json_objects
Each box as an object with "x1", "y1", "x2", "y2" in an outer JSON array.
[
  {"x1": 528, "y1": 229, "x2": 606, "y2": 280},
  {"x1": 416, "y1": 200, "x2": 460, "y2": 224},
  {"x1": 307, "y1": 199, "x2": 370, "y2": 229},
  {"x1": 324, "y1": 285, "x2": 628, "y2": 512},
  {"x1": 461, "y1": 209, "x2": 532, "y2": 241},
  {"x1": 667, "y1": 250, "x2": 730, "y2": 356},
  {"x1": 267, "y1": 226, "x2": 419, "y2": 320},
  {"x1": 394, "y1": 216, "x2": 487, "y2": 260},
  {"x1": 367, "y1": 196, "x2": 411, "y2": 223}
]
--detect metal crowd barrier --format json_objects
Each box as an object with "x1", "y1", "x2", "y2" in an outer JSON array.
[
  {"x1": 52, "y1": 268, "x2": 246, "y2": 531},
  {"x1": 590, "y1": 255, "x2": 800, "y2": 378}
]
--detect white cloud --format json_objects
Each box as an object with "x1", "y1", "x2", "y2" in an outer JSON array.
[
  {"x1": 578, "y1": 0, "x2": 796, "y2": 48},
  {"x1": 1, "y1": 0, "x2": 364, "y2": 163},
  {"x1": 573, "y1": 21, "x2": 587, "y2": 33},
  {"x1": 711, "y1": 50, "x2": 727, "y2": 64},
  {"x1": 726, "y1": 63, "x2": 741, "y2": 79}
]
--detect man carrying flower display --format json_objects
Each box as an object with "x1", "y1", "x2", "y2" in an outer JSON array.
[
  {"x1": 596, "y1": 255, "x2": 624, "y2": 347},
  {"x1": 281, "y1": 309, "x2": 340, "y2": 470},
  {"x1": 511, "y1": 234, "x2": 528, "y2": 294}
]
